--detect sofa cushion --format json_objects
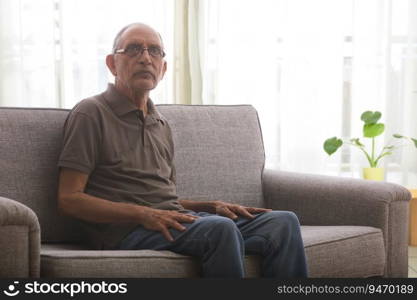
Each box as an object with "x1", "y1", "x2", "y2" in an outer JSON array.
[
  {"x1": 0, "y1": 107, "x2": 82, "y2": 243},
  {"x1": 40, "y1": 225, "x2": 384, "y2": 278},
  {"x1": 302, "y1": 225, "x2": 385, "y2": 277},
  {"x1": 40, "y1": 244, "x2": 261, "y2": 278},
  {"x1": 158, "y1": 105, "x2": 265, "y2": 208}
]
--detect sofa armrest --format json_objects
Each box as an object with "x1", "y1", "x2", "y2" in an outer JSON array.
[
  {"x1": 262, "y1": 169, "x2": 411, "y2": 277},
  {"x1": 0, "y1": 196, "x2": 40, "y2": 277}
]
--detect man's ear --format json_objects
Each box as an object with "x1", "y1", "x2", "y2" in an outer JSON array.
[
  {"x1": 160, "y1": 60, "x2": 167, "y2": 80},
  {"x1": 106, "y1": 54, "x2": 117, "y2": 76}
]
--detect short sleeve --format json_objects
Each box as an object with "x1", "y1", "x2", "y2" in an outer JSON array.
[{"x1": 58, "y1": 111, "x2": 101, "y2": 174}]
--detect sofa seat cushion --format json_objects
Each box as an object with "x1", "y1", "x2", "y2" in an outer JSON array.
[
  {"x1": 301, "y1": 225, "x2": 385, "y2": 277},
  {"x1": 41, "y1": 225, "x2": 384, "y2": 278},
  {"x1": 41, "y1": 244, "x2": 261, "y2": 278}
]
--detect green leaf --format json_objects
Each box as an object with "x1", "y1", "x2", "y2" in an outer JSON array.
[
  {"x1": 383, "y1": 145, "x2": 395, "y2": 150},
  {"x1": 412, "y1": 138, "x2": 417, "y2": 148},
  {"x1": 361, "y1": 111, "x2": 381, "y2": 125},
  {"x1": 363, "y1": 123, "x2": 385, "y2": 138},
  {"x1": 350, "y1": 138, "x2": 364, "y2": 147},
  {"x1": 393, "y1": 134, "x2": 403, "y2": 138},
  {"x1": 374, "y1": 151, "x2": 393, "y2": 166},
  {"x1": 323, "y1": 137, "x2": 343, "y2": 155}
]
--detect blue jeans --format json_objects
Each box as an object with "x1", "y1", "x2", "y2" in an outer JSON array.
[{"x1": 117, "y1": 210, "x2": 308, "y2": 278}]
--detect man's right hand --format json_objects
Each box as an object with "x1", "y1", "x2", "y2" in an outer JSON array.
[
  {"x1": 138, "y1": 207, "x2": 199, "y2": 242},
  {"x1": 58, "y1": 168, "x2": 198, "y2": 243}
]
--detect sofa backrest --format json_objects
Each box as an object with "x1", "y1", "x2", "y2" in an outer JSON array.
[
  {"x1": 0, "y1": 105, "x2": 265, "y2": 243},
  {"x1": 158, "y1": 105, "x2": 265, "y2": 207},
  {"x1": 0, "y1": 107, "x2": 80, "y2": 242}
]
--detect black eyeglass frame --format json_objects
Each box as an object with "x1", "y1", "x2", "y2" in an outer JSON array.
[{"x1": 115, "y1": 44, "x2": 166, "y2": 58}]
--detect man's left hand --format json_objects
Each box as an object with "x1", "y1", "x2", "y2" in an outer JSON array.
[{"x1": 213, "y1": 201, "x2": 272, "y2": 220}]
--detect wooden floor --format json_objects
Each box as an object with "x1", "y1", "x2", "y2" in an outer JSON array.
[{"x1": 409, "y1": 246, "x2": 417, "y2": 278}]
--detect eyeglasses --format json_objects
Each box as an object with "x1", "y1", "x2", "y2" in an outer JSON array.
[{"x1": 115, "y1": 44, "x2": 166, "y2": 58}]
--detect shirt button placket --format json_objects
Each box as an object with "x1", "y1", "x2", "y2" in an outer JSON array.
[{"x1": 136, "y1": 110, "x2": 146, "y2": 147}]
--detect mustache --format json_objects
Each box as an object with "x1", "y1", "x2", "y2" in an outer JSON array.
[{"x1": 133, "y1": 70, "x2": 155, "y2": 79}]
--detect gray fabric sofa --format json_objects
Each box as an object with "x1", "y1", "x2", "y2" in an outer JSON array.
[{"x1": 0, "y1": 105, "x2": 411, "y2": 278}]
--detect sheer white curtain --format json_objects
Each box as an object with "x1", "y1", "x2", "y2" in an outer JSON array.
[
  {"x1": 200, "y1": 0, "x2": 417, "y2": 186},
  {"x1": 173, "y1": 0, "x2": 205, "y2": 105},
  {"x1": 0, "y1": 0, "x2": 57, "y2": 107},
  {"x1": 201, "y1": 0, "x2": 348, "y2": 172},
  {"x1": 398, "y1": 0, "x2": 417, "y2": 186},
  {"x1": 0, "y1": 0, "x2": 174, "y2": 108}
]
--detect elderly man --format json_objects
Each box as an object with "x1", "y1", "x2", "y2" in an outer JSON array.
[{"x1": 57, "y1": 23, "x2": 307, "y2": 278}]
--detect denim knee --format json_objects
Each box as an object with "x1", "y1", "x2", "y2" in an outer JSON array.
[
  {"x1": 198, "y1": 215, "x2": 239, "y2": 235},
  {"x1": 265, "y1": 211, "x2": 299, "y2": 223},
  {"x1": 198, "y1": 215, "x2": 242, "y2": 244},
  {"x1": 260, "y1": 211, "x2": 301, "y2": 233}
]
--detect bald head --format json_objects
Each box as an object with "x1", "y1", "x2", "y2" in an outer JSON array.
[{"x1": 112, "y1": 23, "x2": 164, "y2": 54}]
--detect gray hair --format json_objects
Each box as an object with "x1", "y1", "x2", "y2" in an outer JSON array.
[{"x1": 111, "y1": 23, "x2": 164, "y2": 54}]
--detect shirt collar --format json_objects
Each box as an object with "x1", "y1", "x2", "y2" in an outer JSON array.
[{"x1": 103, "y1": 83, "x2": 164, "y2": 124}]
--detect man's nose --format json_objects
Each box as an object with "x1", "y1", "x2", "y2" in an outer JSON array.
[{"x1": 138, "y1": 49, "x2": 152, "y2": 64}]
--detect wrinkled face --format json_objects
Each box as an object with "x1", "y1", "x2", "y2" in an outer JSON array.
[{"x1": 106, "y1": 25, "x2": 167, "y2": 96}]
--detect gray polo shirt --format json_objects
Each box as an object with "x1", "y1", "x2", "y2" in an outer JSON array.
[{"x1": 58, "y1": 83, "x2": 185, "y2": 249}]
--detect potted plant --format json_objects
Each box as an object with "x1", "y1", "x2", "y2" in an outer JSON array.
[{"x1": 323, "y1": 111, "x2": 417, "y2": 181}]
